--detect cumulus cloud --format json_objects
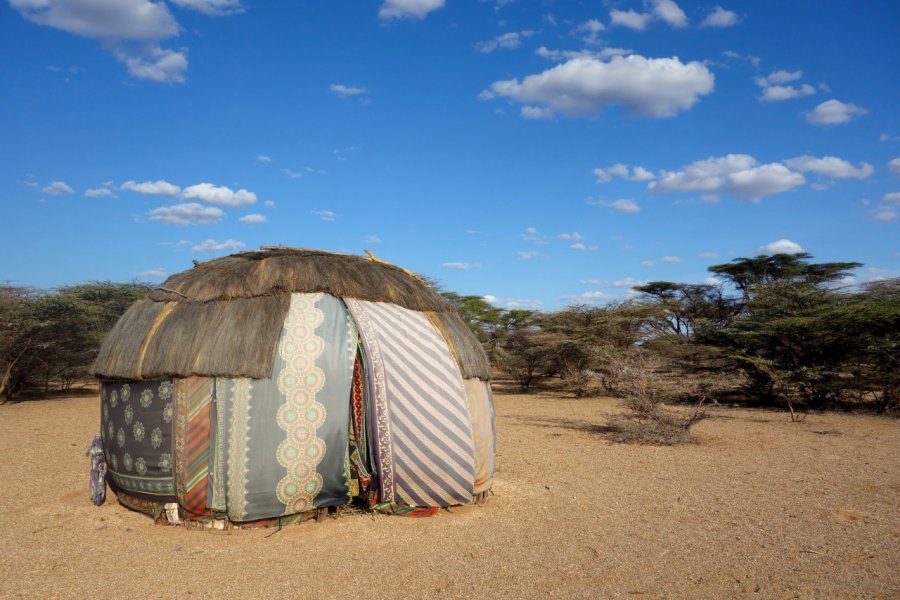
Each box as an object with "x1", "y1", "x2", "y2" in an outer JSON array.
[
  {"x1": 883, "y1": 192, "x2": 900, "y2": 204},
  {"x1": 330, "y1": 83, "x2": 368, "y2": 96},
  {"x1": 536, "y1": 46, "x2": 632, "y2": 62},
  {"x1": 442, "y1": 262, "x2": 481, "y2": 270},
  {"x1": 9, "y1": 0, "x2": 198, "y2": 83},
  {"x1": 699, "y1": 251, "x2": 719, "y2": 258},
  {"x1": 570, "y1": 243, "x2": 599, "y2": 251},
  {"x1": 557, "y1": 232, "x2": 583, "y2": 240},
  {"x1": 114, "y1": 46, "x2": 188, "y2": 83},
  {"x1": 147, "y1": 203, "x2": 223, "y2": 226},
  {"x1": 378, "y1": 0, "x2": 444, "y2": 20},
  {"x1": 168, "y1": 0, "x2": 243, "y2": 16},
  {"x1": 806, "y1": 99, "x2": 868, "y2": 125},
  {"x1": 192, "y1": 239, "x2": 245, "y2": 254},
  {"x1": 121, "y1": 179, "x2": 181, "y2": 197},
  {"x1": 610, "y1": 0, "x2": 687, "y2": 30},
  {"x1": 759, "y1": 84, "x2": 815, "y2": 102},
  {"x1": 475, "y1": 30, "x2": 534, "y2": 53},
  {"x1": 784, "y1": 155, "x2": 873, "y2": 179},
  {"x1": 481, "y1": 54, "x2": 714, "y2": 119},
  {"x1": 239, "y1": 213, "x2": 266, "y2": 224},
  {"x1": 609, "y1": 9, "x2": 653, "y2": 30},
  {"x1": 182, "y1": 183, "x2": 257, "y2": 207},
  {"x1": 650, "y1": 154, "x2": 805, "y2": 201},
  {"x1": 588, "y1": 198, "x2": 640, "y2": 213},
  {"x1": 85, "y1": 187, "x2": 115, "y2": 197},
  {"x1": 701, "y1": 6, "x2": 738, "y2": 27},
  {"x1": 872, "y1": 210, "x2": 897, "y2": 222},
  {"x1": 593, "y1": 163, "x2": 654, "y2": 183},
  {"x1": 758, "y1": 239, "x2": 804, "y2": 255},
  {"x1": 310, "y1": 209, "x2": 337, "y2": 222},
  {"x1": 520, "y1": 106, "x2": 554, "y2": 119},
  {"x1": 137, "y1": 268, "x2": 166, "y2": 278},
  {"x1": 888, "y1": 158, "x2": 900, "y2": 175},
  {"x1": 517, "y1": 251, "x2": 539, "y2": 260},
  {"x1": 42, "y1": 181, "x2": 74, "y2": 195},
  {"x1": 256, "y1": 155, "x2": 271, "y2": 163},
  {"x1": 282, "y1": 169, "x2": 301, "y2": 179},
  {"x1": 575, "y1": 19, "x2": 605, "y2": 45},
  {"x1": 753, "y1": 70, "x2": 815, "y2": 102}
]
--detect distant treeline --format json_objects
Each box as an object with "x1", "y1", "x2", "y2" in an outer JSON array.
[
  {"x1": 0, "y1": 282, "x2": 150, "y2": 401},
  {"x1": 3, "y1": 254, "x2": 898, "y2": 416},
  {"x1": 442, "y1": 253, "x2": 899, "y2": 415}
]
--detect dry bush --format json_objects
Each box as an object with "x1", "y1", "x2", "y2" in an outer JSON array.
[{"x1": 606, "y1": 350, "x2": 709, "y2": 445}]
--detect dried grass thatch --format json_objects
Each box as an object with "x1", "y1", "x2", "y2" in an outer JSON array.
[{"x1": 94, "y1": 248, "x2": 492, "y2": 381}]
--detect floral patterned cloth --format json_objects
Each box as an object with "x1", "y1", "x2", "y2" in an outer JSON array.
[{"x1": 100, "y1": 379, "x2": 176, "y2": 498}]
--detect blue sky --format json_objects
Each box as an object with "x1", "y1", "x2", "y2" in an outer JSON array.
[{"x1": 2, "y1": 0, "x2": 898, "y2": 310}]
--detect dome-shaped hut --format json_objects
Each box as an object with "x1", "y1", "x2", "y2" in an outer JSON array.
[{"x1": 92, "y1": 247, "x2": 495, "y2": 526}]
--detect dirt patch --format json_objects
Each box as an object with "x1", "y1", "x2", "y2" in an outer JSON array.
[{"x1": 0, "y1": 392, "x2": 897, "y2": 599}]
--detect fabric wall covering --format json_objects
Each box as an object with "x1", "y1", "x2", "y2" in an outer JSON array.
[{"x1": 101, "y1": 292, "x2": 496, "y2": 523}]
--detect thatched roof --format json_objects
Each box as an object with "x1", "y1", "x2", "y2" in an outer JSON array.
[{"x1": 94, "y1": 248, "x2": 491, "y2": 381}]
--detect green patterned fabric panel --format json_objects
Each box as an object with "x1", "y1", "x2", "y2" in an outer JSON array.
[
  {"x1": 219, "y1": 292, "x2": 356, "y2": 522},
  {"x1": 101, "y1": 379, "x2": 176, "y2": 498}
]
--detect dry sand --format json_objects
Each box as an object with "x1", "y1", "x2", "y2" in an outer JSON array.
[{"x1": 0, "y1": 388, "x2": 897, "y2": 599}]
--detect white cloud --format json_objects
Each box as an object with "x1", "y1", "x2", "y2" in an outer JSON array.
[
  {"x1": 609, "y1": 9, "x2": 653, "y2": 30},
  {"x1": 872, "y1": 210, "x2": 897, "y2": 222},
  {"x1": 521, "y1": 227, "x2": 544, "y2": 242},
  {"x1": 593, "y1": 163, "x2": 654, "y2": 183},
  {"x1": 518, "y1": 251, "x2": 539, "y2": 260},
  {"x1": 570, "y1": 243, "x2": 599, "y2": 251},
  {"x1": 481, "y1": 55, "x2": 714, "y2": 119},
  {"x1": 168, "y1": 0, "x2": 243, "y2": 16},
  {"x1": 536, "y1": 46, "x2": 632, "y2": 62},
  {"x1": 239, "y1": 213, "x2": 266, "y2": 224},
  {"x1": 557, "y1": 232, "x2": 583, "y2": 240},
  {"x1": 610, "y1": 0, "x2": 687, "y2": 30},
  {"x1": 754, "y1": 70, "x2": 802, "y2": 86},
  {"x1": 264, "y1": 200, "x2": 276, "y2": 207},
  {"x1": 650, "y1": 154, "x2": 805, "y2": 201},
  {"x1": 159, "y1": 239, "x2": 192, "y2": 248},
  {"x1": 114, "y1": 46, "x2": 188, "y2": 83},
  {"x1": 282, "y1": 169, "x2": 302, "y2": 178},
  {"x1": 758, "y1": 239, "x2": 804, "y2": 255},
  {"x1": 147, "y1": 203, "x2": 223, "y2": 226},
  {"x1": 559, "y1": 290, "x2": 609, "y2": 304},
  {"x1": 137, "y1": 268, "x2": 166, "y2": 278},
  {"x1": 379, "y1": 0, "x2": 444, "y2": 20},
  {"x1": 701, "y1": 6, "x2": 738, "y2": 27},
  {"x1": 520, "y1": 105, "x2": 555, "y2": 119},
  {"x1": 722, "y1": 50, "x2": 760, "y2": 67},
  {"x1": 256, "y1": 155, "x2": 271, "y2": 163},
  {"x1": 575, "y1": 19, "x2": 605, "y2": 45},
  {"x1": 726, "y1": 164, "x2": 806, "y2": 201},
  {"x1": 579, "y1": 279, "x2": 602, "y2": 286},
  {"x1": 699, "y1": 251, "x2": 719, "y2": 258},
  {"x1": 311, "y1": 209, "x2": 337, "y2": 221},
  {"x1": 660, "y1": 256, "x2": 684, "y2": 263},
  {"x1": 330, "y1": 83, "x2": 368, "y2": 96},
  {"x1": 121, "y1": 179, "x2": 181, "y2": 197},
  {"x1": 483, "y1": 294, "x2": 498, "y2": 304},
  {"x1": 42, "y1": 181, "x2": 74, "y2": 195},
  {"x1": 652, "y1": 0, "x2": 688, "y2": 27},
  {"x1": 85, "y1": 187, "x2": 115, "y2": 197},
  {"x1": 883, "y1": 192, "x2": 900, "y2": 204},
  {"x1": 183, "y1": 183, "x2": 257, "y2": 207},
  {"x1": 588, "y1": 198, "x2": 640, "y2": 213},
  {"x1": 888, "y1": 158, "x2": 900, "y2": 175},
  {"x1": 475, "y1": 30, "x2": 534, "y2": 53},
  {"x1": 759, "y1": 84, "x2": 815, "y2": 102},
  {"x1": 784, "y1": 155, "x2": 873, "y2": 179},
  {"x1": 10, "y1": 0, "x2": 178, "y2": 41},
  {"x1": 806, "y1": 99, "x2": 868, "y2": 125},
  {"x1": 192, "y1": 239, "x2": 245, "y2": 254},
  {"x1": 365, "y1": 234, "x2": 382, "y2": 244},
  {"x1": 442, "y1": 262, "x2": 481, "y2": 270}
]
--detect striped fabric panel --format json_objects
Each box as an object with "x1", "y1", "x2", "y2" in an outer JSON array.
[
  {"x1": 347, "y1": 300, "x2": 476, "y2": 507},
  {"x1": 174, "y1": 376, "x2": 215, "y2": 518},
  {"x1": 464, "y1": 378, "x2": 497, "y2": 494}
]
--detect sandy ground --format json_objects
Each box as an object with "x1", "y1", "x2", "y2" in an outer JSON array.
[{"x1": 0, "y1": 389, "x2": 897, "y2": 599}]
